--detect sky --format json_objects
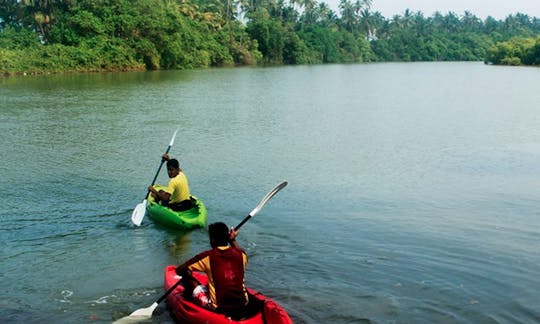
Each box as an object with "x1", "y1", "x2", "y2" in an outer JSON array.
[{"x1": 325, "y1": 0, "x2": 540, "y2": 20}]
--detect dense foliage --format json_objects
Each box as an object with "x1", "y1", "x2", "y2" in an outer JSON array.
[
  {"x1": 485, "y1": 37, "x2": 540, "y2": 65},
  {"x1": 1, "y1": 0, "x2": 540, "y2": 75}
]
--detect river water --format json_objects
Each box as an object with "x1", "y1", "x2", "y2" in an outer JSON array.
[{"x1": 1, "y1": 62, "x2": 539, "y2": 323}]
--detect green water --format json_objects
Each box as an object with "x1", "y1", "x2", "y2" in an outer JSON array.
[{"x1": 1, "y1": 62, "x2": 540, "y2": 323}]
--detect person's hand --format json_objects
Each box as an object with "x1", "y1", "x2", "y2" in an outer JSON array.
[
  {"x1": 176, "y1": 266, "x2": 191, "y2": 277},
  {"x1": 148, "y1": 185, "x2": 156, "y2": 193},
  {"x1": 229, "y1": 227, "x2": 238, "y2": 242},
  {"x1": 175, "y1": 266, "x2": 188, "y2": 276},
  {"x1": 162, "y1": 153, "x2": 170, "y2": 162}
]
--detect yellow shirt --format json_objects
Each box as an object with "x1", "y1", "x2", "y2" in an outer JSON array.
[{"x1": 165, "y1": 172, "x2": 190, "y2": 203}]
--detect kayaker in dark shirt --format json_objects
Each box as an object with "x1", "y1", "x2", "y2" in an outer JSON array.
[
  {"x1": 176, "y1": 222, "x2": 249, "y2": 318},
  {"x1": 148, "y1": 153, "x2": 193, "y2": 211}
]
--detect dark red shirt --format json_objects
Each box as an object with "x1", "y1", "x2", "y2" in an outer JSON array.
[{"x1": 179, "y1": 245, "x2": 248, "y2": 311}]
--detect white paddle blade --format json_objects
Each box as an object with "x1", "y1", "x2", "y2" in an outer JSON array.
[
  {"x1": 112, "y1": 302, "x2": 158, "y2": 324},
  {"x1": 250, "y1": 180, "x2": 288, "y2": 217},
  {"x1": 169, "y1": 128, "x2": 179, "y2": 146},
  {"x1": 255, "y1": 181, "x2": 287, "y2": 211},
  {"x1": 131, "y1": 200, "x2": 147, "y2": 226},
  {"x1": 235, "y1": 180, "x2": 288, "y2": 231},
  {"x1": 129, "y1": 302, "x2": 158, "y2": 317}
]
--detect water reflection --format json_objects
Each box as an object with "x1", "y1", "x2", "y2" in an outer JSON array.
[{"x1": 166, "y1": 229, "x2": 197, "y2": 260}]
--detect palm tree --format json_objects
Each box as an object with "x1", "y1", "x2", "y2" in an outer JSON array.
[
  {"x1": 443, "y1": 11, "x2": 461, "y2": 33},
  {"x1": 21, "y1": 0, "x2": 58, "y2": 40},
  {"x1": 316, "y1": 2, "x2": 337, "y2": 27},
  {"x1": 369, "y1": 11, "x2": 389, "y2": 39},
  {"x1": 358, "y1": 8, "x2": 373, "y2": 39},
  {"x1": 339, "y1": 0, "x2": 356, "y2": 32},
  {"x1": 461, "y1": 10, "x2": 481, "y2": 32},
  {"x1": 401, "y1": 8, "x2": 413, "y2": 28}
]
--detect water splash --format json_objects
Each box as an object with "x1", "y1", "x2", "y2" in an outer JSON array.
[
  {"x1": 88, "y1": 295, "x2": 117, "y2": 305},
  {"x1": 59, "y1": 290, "x2": 73, "y2": 303}
]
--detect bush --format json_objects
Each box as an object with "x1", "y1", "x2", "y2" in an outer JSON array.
[
  {"x1": 0, "y1": 27, "x2": 42, "y2": 49},
  {"x1": 500, "y1": 56, "x2": 522, "y2": 65}
]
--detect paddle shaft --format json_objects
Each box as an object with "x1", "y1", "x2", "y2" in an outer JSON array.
[
  {"x1": 146, "y1": 127, "x2": 179, "y2": 198},
  {"x1": 234, "y1": 214, "x2": 252, "y2": 232},
  {"x1": 144, "y1": 144, "x2": 172, "y2": 199},
  {"x1": 157, "y1": 278, "x2": 183, "y2": 304}
]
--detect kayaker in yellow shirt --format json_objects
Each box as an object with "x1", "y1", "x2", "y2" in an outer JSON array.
[{"x1": 148, "y1": 153, "x2": 193, "y2": 211}]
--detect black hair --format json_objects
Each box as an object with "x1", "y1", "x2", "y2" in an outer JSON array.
[
  {"x1": 208, "y1": 222, "x2": 229, "y2": 247},
  {"x1": 167, "y1": 159, "x2": 180, "y2": 169}
]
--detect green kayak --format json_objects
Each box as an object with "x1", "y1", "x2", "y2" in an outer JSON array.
[{"x1": 146, "y1": 185, "x2": 208, "y2": 230}]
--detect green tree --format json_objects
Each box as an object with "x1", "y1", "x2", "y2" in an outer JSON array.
[
  {"x1": 246, "y1": 9, "x2": 286, "y2": 63},
  {"x1": 486, "y1": 37, "x2": 537, "y2": 65}
]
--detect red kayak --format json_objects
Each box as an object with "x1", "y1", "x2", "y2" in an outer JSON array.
[{"x1": 164, "y1": 265, "x2": 293, "y2": 323}]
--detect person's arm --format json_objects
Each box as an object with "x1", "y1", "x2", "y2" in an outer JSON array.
[
  {"x1": 176, "y1": 252, "x2": 210, "y2": 275},
  {"x1": 148, "y1": 185, "x2": 159, "y2": 200},
  {"x1": 175, "y1": 262, "x2": 188, "y2": 275},
  {"x1": 229, "y1": 228, "x2": 241, "y2": 249},
  {"x1": 147, "y1": 186, "x2": 171, "y2": 204},
  {"x1": 157, "y1": 190, "x2": 171, "y2": 204}
]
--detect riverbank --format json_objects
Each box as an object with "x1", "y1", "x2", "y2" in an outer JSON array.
[
  {"x1": 1, "y1": 67, "x2": 147, "y2": 77},
  {"x1": 0, "y1": 46, "x2": 148, "y2": 77}
]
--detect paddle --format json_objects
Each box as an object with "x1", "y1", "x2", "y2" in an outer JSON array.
[
  {"x1": 234, "y1": 180, "x2": 288, "y2": 231},
  {"x1": 115, "y1": 180, "x2": 288, "y2": 323},
  {"x1": 131, "y1": 129, "x2": 179, "y2": 226}
]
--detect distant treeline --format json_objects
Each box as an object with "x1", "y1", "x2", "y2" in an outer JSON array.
[{"x1": 1, "y1": 0, "x2": 540, "y2": 75}]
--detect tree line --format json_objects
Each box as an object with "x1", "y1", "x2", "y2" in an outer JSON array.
[{"x1": 1, "y1": 0, "x2": 540, "y2": 75}]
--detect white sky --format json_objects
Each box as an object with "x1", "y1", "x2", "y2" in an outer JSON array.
[{"x1": 325, "y1": 0, "x2": 540, "y2": 20}]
